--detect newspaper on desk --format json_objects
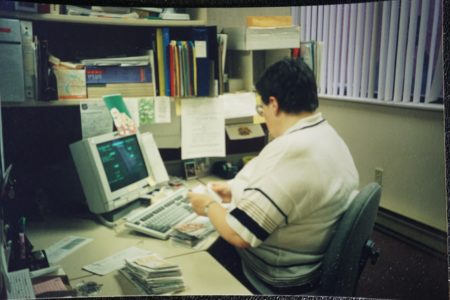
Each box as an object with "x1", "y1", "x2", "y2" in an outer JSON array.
[
  {"x1": 45, "y1": 236, "x2": 93, "y2": 264},
  {"x1": 83, "y1": 246, "x2": 152, "y2": 275},
  {"x1": 120, "y1": 253, "x2": 185, "y2": 295}
]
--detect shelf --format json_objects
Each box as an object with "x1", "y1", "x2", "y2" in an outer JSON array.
[
  {"x1": 1, "y1": 99, "x2": 97, "y2": 107},
  {"x1": 0, "y1": 9, "x2": 207, "y2": 27}
]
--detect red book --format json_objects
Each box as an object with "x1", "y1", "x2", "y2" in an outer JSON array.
[{"x1": 169, "y1": 41, "x2": 175, "y2": 97}]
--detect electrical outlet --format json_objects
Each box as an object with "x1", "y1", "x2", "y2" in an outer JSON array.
[{"x1": 374, "y1": 168, "x2": 383, "y2": 186}]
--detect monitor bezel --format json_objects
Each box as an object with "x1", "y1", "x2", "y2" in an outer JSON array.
[{"x1": 87, "y1": 132, "x2": 153, "y2": 207}]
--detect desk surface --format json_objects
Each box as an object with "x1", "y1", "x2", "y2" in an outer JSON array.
[
  {"x1": 69, "y1": 251, "x2": 251, "y2": 296},
  {"x1": 26, "y1": 177, "x2": 251, "y2": 296}
]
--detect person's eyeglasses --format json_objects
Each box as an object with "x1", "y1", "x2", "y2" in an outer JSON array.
[{"x1": 255, "y1": 104, "x2": 264, "y2": 116}]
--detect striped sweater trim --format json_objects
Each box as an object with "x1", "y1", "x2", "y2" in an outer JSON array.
[{"x1": 243, "y1": 187, "x2": 288, "y2": 224}]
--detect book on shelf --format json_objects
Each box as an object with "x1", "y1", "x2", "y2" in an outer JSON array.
[
  {"x1": 156, "y1": 28, "x2": 170, "y2": 96},
  {"x1": 159, "y1": 8, "x2": 190, "y2": 20},
  {"x1": 120, "y1": 254, "x2": 185, "y2": 295},
  {"x1": 217, "y1": 33, "x2": 228, "y2": 95},
  {"x1": 170, "y1": 215, "x2": 215, "y2": 248},
  {"x1": 81, "y1": 55, "x2": 150, "y2": 67},
  {"x1": 223, "y1": 26, "x2": 300, "y2": 51},
  {"x1": 300, "y1": 41, "x2": 315, "y2": 74},
  {"x1": 153, "y1": 27, "x2": 218, "y2": 97},
  {"x1": 66, "y1": 5, "x2": 139, "y2": 19},
  {"x1": 85, "y1": 65, "x2": 152, "y2": 85},
  {"x1": 87, "y1": 82, "x2": 155, "y2": 98}
]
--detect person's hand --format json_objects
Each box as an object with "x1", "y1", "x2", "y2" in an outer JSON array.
[
  {"x1": 188, "y1": 192, "x2": 214, "y2": 216},
  {"x1": 209, "y1": 182, "x2": 232, "y2": 203}
]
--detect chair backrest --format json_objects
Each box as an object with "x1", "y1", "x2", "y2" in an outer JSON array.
[{"x1": 317, "y1": 182, "x2": 381, "y2": 296}]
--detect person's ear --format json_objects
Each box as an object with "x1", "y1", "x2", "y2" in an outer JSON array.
[{"x1": 268, "y1": 96, "x2": 280, "y2": 115}]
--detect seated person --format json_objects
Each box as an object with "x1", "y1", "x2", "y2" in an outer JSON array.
[{"x1": 188, "y1": 58, "x2": 359, "y2": 294}]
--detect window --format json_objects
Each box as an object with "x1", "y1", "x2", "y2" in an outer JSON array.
[{"x1": 293, "y1": 0, "x2": 443, "y2": 106}]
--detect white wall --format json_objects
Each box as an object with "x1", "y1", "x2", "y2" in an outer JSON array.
[{"x1": 319, "y1": 98, "x2": 446, "y2": 231}]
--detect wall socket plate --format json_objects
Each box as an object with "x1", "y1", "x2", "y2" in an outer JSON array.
[{"x1": 375, "y1": 167, "x2": 383, "y2": 186}]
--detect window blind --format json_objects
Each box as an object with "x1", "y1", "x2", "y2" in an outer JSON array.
[{"x1": 294, "y1": 0, "x2": 443, "y2": 105}]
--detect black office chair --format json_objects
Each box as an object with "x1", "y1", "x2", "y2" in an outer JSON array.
[
  {"x1": 317, "y1": 182, "x2": 381, "y2": 296},
  {"x1": 243, "y1": 182, "x2": 381, "y2": 296}
]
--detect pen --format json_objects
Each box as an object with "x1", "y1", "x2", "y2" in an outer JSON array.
[{"x1": 18, "y1": 217, "x2": 26, "y2": 260}]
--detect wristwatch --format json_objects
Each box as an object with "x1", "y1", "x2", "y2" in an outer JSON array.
[{"x1": 204, "y1": 201, "x2": 217, "y2": 215}]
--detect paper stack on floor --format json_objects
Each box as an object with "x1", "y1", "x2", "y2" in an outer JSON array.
[{"x1": 120, "y1": 254, "x2": 184, "y2": 295}]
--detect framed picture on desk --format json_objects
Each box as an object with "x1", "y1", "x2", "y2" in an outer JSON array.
[{"x1": 184, "y1": 160, "x2": 197, "y2": 180}]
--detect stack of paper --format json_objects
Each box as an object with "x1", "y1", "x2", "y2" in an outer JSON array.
[
  {"x1": 120, "y1": 254, "x2": 185, "y2": 295},
  {"x1": 170, "y1": 215, "x2": 215, "y2": 248},
  {"x1": 223, "y1": 26, "x2": 300, "y2": 51}
]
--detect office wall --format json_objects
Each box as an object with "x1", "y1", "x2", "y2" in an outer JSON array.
[{"x1": 319, "y1": 98, "x2": 446, "y2": 232}]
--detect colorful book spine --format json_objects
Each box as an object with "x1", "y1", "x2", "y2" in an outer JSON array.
[
  {"x1": 156, "y1": 28, "x2": 166, "y2": 95},
  {"x1": 162, "y1": 27, "x2": 171, "y2": 96},
  {"x1": 85, "y1": 65, "x2": 152, "y2": 84}
]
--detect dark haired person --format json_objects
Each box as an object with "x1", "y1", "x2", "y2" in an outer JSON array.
[{"x1": 188, "y1": 58, "x2": 359, "y2": 294}]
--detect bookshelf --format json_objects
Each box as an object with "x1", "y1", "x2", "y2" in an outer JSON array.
[
  {"x1": 0, "y1": 8, "x2": 207, "y2": 27},
  {"x1": 0, "y1": 7, "x2": 211, "y2": 107}
]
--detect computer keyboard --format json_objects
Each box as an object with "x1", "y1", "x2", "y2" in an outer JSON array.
[{"x1": 124, "y1": 187, "x2": 197, "y2": 240}]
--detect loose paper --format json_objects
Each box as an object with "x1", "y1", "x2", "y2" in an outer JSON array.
[
  {"x1": 45, "y1": 236, "x2": 93, "y2": 264},
  {"x1": 82, "y1": 246, "x2": 152, "y2": 276},
  {"x1": 155, "y1": 96, "x2": 171, "y2": 123},
  {"x1": 80, "y1": 101, "x2": 112, "y2": 139},
  {"x1": 125, "y1": 97, "x2": 171, "y2": 127},
  {"x1": 195, "y1": 41, "x2": 207, "y2": 58},
  {"x1": 181, "y1": 97, "x2": 225, "y2": 160},
  {"x1": 221, "y1": 92, "x2": 257, "y2": 119}
]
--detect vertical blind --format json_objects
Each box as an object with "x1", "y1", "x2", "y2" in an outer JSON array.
[{"x1": 292, "y1": 0, "x2": 443, "y2": 105}]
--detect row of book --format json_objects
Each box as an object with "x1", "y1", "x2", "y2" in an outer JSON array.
[
  {"x1": 48, "y1": 26, "x2": 219, "y2": 100},
  {"x1": 154, "y1": 27, "x2": 219, "y2": 98}
]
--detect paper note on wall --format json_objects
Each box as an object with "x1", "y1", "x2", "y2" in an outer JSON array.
[
  {"x1": 80, "y1": 101, "x2": 113, "y2": 139},
  {"x1": 221, "y1": 92, "x2": 257, "y2": 119},
  {"x1": 155, "y1": 96, "x2": 171, "y2": 123},
  {"x1": 181, "y1": 97, "x2": 225, "y2": 159}
]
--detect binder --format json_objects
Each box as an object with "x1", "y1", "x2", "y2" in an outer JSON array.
[
  {"x1": 162, "y1": 28, "x2": 171, "y2": 96},
  {"x1": 156, "y1": 28, "x2": 166, "y2": 96},
  {"x1": 20, "y1": 20, "x2": 37, "y2": 101},
  {"x1": 169, "y1": 40, "x2": 176, "y2": 96},
  {"x1": 171, "y1": 26, "x2": 218, "y2": 97}
]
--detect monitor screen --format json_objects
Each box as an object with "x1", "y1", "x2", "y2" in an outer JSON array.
[{"x1": 97, "y1": 135, "x2": 148, "y2": 192}]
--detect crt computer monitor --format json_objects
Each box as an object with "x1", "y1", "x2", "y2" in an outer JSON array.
[{"x1": 70, "y1": 132, "x2": 154, "y2": 216}]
